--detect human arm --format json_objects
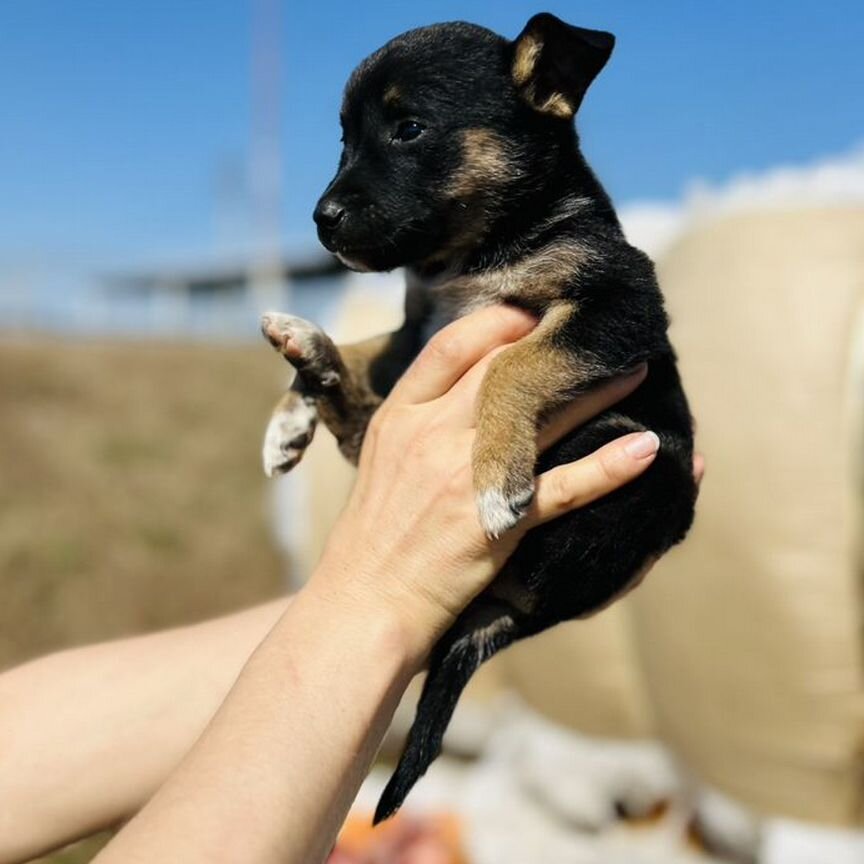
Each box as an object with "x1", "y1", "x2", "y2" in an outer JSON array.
[
  {"x1": 0, "y1": 599, "x2": 288, "y2": 863},
  {"x1": 95, "y1": 305, "x2": 663, "y2": 863}
]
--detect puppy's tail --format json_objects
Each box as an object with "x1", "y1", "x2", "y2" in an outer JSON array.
[{"x1": 373, "y1": 600, "x2": 521, "y2": 825}]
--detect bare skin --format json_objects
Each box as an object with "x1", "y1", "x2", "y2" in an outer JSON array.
[
  {"x1": 0, "y1": 601, "x2": 288, "y2": 862},
  {"x1": 0, "y1": 307, "x2": 700, "y2": 864}
]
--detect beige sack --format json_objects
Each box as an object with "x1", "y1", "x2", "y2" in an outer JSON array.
[
  {"x1": 633, "y1": 209, "x2": 864, "y2": 824},
  {"x1": 296, "y1": 211, "x2": 864, "y2": 824}
]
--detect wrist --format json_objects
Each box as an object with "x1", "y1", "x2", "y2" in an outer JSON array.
[{"x1": 302, "y1": 554, "x2": 440, "y2": 676}]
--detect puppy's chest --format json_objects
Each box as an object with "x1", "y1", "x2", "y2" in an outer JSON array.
[
  {"x1": 409, "y1": 243, "x2": 588, "y2": 342},
  {"x1": 414, "y1": 273, "x2": 510, "y2": 341}
]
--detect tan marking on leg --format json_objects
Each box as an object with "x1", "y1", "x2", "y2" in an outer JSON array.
[
  {"x1": 446, "y1": 128, "x2": 516, "y2": 199},
  {"x1": 271, "y1": 389, "x2": 305, "y2": 415},
  {"x1": 313, "y1": 334, "x2": 389, "y2": 464},
  {"x1": 261, "y1": 320, "x2": 401, "y2": 469},
  {"x1": 473, "y1": 303, "x2": 594, "y2": 537},
  {"x1": 313, "y1": 329, "x2": 417, "y2": 464}
]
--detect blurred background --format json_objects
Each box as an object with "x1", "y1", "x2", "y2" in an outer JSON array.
[{"x1": 1, "y1": 1, "x2": 863, "y2": 862}]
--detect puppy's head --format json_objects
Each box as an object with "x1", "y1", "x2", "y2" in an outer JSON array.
[{"x1": 314, "y1": 13, "x2": 614, "y2": 272}]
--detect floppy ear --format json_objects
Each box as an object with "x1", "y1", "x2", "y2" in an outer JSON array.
[{"x1": 511, "y1": 13, "x2": 615, "y2": 119}]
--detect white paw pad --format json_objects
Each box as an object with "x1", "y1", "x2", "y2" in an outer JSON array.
[{"x1": 262, "y1": 400, "x2": 318, "y2": 477}]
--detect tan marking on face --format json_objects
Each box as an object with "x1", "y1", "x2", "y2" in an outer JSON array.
[
  {"x1": 512, "y1": 33, "x2": 542, "y2": 85},
  {"x1": 383, "y1": 84, "x2": 400, "y2": 105},
  {"x1": 447, "y1": 128, "x2": 515, "y2": 200},
  {"x1": 433, "y1": 129, "x2": 521, "y2": 260}
]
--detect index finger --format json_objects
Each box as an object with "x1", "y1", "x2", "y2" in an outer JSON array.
[
  {"x1": 388, "y1": 305, "x2": 536, "y2": 405},
  {"x1": 537, "y1": 364, "x2": 648, "y2": 451}
]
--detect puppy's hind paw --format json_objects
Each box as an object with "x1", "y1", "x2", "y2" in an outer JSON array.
[
  {"x1": 476, "y1": 482, "x2": 534, "y2": 540},
  {"x1": 262, "y1": 396, "x2": 318, "y2": 477}
]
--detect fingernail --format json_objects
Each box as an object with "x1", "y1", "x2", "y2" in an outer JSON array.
[{"x1": 624, "y1": 430, "x2": 660, "y2": 459}]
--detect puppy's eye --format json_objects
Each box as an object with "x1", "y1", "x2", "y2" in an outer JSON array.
[{"x1": 393, "y1": 120, "x2": 425, "y2": 143}]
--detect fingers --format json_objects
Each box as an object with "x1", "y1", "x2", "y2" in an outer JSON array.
[
  {"x1": 440, "y1": 343, "x2": 513, "y2": 422},
  {"x1": 443, "y1": 356, "x2": 647, "y2": 432},
  {"x1": 523, "y1": 430, "x2": 659, "y2": 529},
  {"x1": 693, "y1": 452, "x2": 705, "y2": 486},
  {"x1": 388, "y1": 305, "x2": 536, "y2": 405},
  {"x1": 537, "y1": 365, "x2": 648, "y2": 451}
]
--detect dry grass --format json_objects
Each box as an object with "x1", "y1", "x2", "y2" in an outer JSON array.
[{"x1": 0, "y1": 334, "x2": 290, "y2": 861}]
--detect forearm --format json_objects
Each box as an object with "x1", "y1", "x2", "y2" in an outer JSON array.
[
  {"x1": 0, "y1": 599, "x2": 287, "y2": 863},
  {"x1": 4, "y1": 307, "x2": 662, "y2": 863},
  {"x1": 95, "y1": 582, "x2": 418, "y2": 864}
]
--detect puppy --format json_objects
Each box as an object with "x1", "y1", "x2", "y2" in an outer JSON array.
[{"x1": 261, "y1": 13, "x2": 696, "y2": 823}]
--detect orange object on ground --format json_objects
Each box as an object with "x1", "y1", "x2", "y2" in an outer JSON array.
[{"x1": 329, "y1": 811, "x2": 467, "y2": 864}]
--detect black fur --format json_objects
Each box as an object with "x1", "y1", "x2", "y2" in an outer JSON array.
[{"x1": 300, "y1": 13, "x2": 697, "y2": 822}]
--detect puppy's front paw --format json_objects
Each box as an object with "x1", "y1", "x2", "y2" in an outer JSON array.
[
  {"x1": 475, "y1": 476, "x2": 535, "y2": 539},
  {"x1": 262, "y1": 394, "x2": 318, "y2": 477},
  {"x1": 260, "y1": 312, "x2": 340, "y2": 389},
  {"x1": 476, "y1": 483, "x2": 534, "y2": 539},
  {"x1": 473, "y1": 438, "x2": 536, "y2": 539}
]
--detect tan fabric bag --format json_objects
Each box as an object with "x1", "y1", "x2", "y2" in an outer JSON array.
[
  {"x1": 632, "y1": 209, "x2": 864, "y2": 824},
  {"x1": 298, "y1": 212, "x2": 864, "y2": 823}
]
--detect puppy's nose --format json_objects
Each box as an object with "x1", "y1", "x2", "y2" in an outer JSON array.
[{"x1": 314, "y1": 198, "x2": 346, "y2": 231}]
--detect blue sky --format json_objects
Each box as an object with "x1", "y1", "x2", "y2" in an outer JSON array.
[{"x1": 0, "y1": 0, "x2": 862, "y2": 269}]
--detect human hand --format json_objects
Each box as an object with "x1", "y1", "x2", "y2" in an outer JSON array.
[
  {"x1": 85, "y1": 306, "x2": 694, "y2": 864},
  {"x1": 307, "y1": 306, "x2": 666, "y2": 668}
]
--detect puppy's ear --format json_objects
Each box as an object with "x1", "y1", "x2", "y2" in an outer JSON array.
[{"x1": 511, "y1": 13, "x2": 614, "y2": 119}]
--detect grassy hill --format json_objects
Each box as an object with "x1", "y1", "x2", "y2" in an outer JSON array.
[{"x1": 0, "y1": 334, "x2": 289, "y2": 861}]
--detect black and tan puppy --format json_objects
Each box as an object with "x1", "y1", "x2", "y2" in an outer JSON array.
[{"x1": 261, "y1": 13, "x2": 696, "y2": 823}]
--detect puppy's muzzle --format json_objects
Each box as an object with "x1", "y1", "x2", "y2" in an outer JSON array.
[{"x1": 313, "y1": 197, "x2": 346, "y2": 250}]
